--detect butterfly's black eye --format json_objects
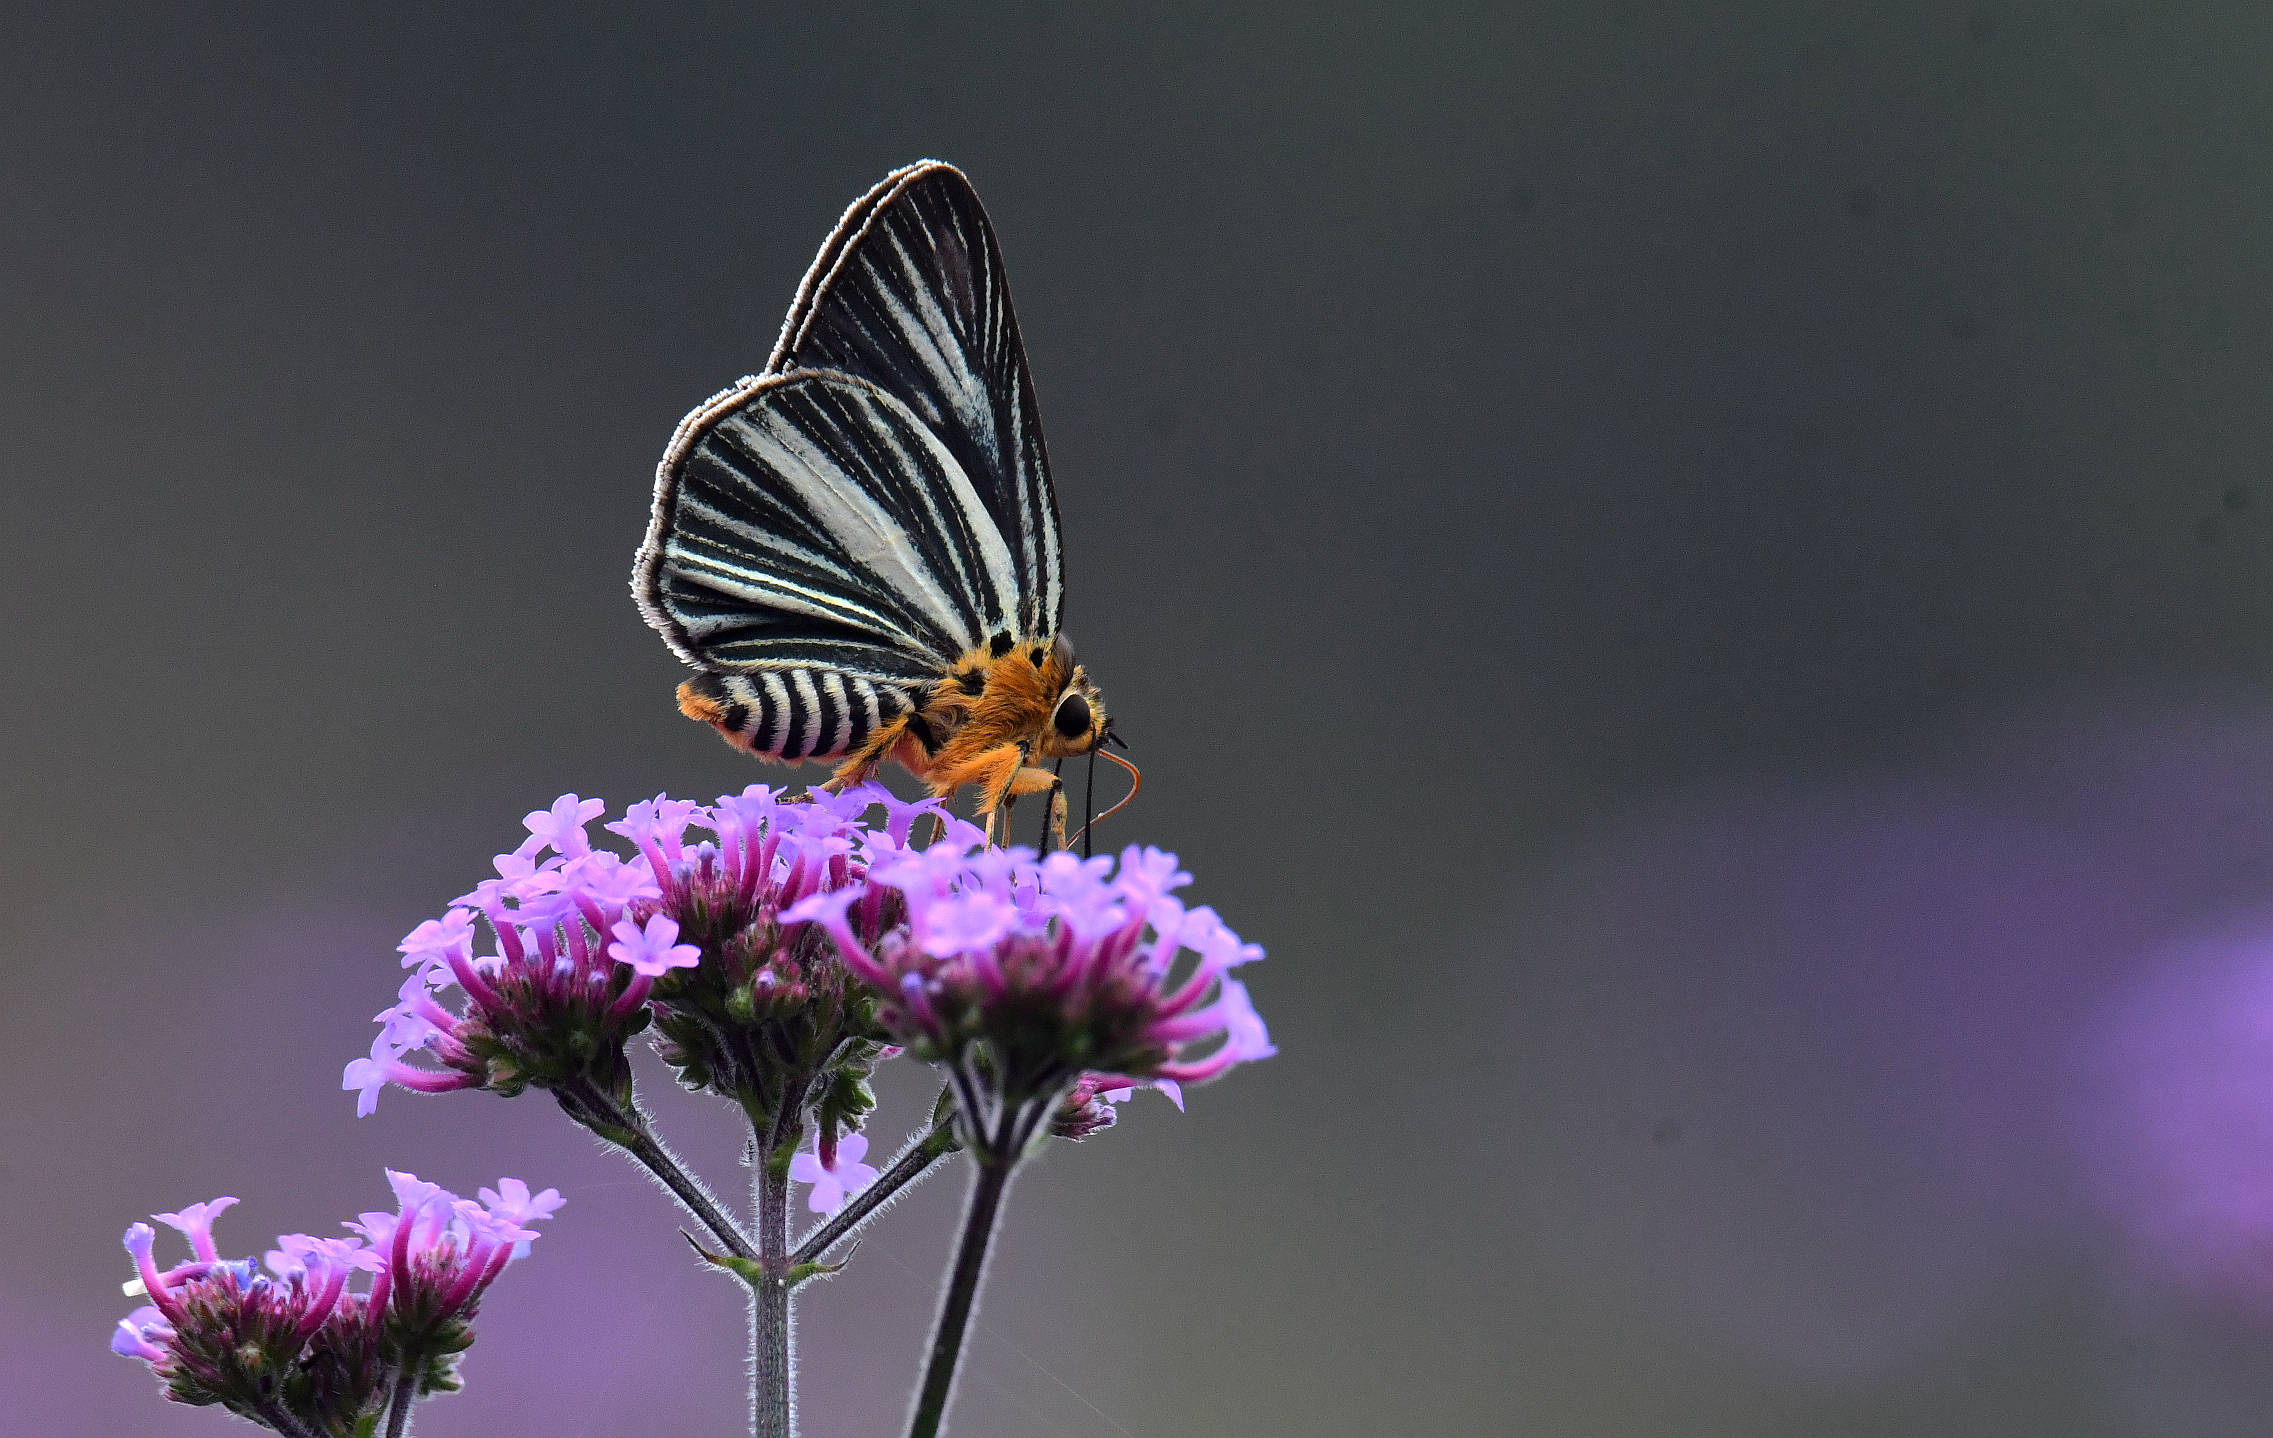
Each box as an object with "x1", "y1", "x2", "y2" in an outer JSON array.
[{"x1": 1052, "y1": 691, "x2": 1091, "y2": 740}]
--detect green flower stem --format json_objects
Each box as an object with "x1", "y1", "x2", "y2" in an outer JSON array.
[
  {"x1": 904, "y1": 1096, "x2": 1050, "y2": 1438},
  {"x1": 382, "y1": 1362, "x2": 420, "y2": 1438},
  {"x1": 752, "y1": 1101, "x2": 801, "y2": 1438},
  {"x1": 904, "y1": 1155, "x2": 1012, "y2": 1438},
  {"x1": 253, "y1": 1400, "x2": 322, "y2": 1438},
  {"x1": 790, "y1": 1119, "x2": 957, "y2": 1268}
]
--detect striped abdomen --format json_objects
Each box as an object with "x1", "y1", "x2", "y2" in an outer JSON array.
[{"x1": 679, "y1": 669, "x2": 917, "y2": 763}]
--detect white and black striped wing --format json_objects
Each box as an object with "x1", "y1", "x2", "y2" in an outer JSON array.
[
  {"x1": 767, "y1": 160, "x2": 1064, "y2": 637},
  {"x1": 637, "y1": 368, "x2": 1022, "y2": 689}
]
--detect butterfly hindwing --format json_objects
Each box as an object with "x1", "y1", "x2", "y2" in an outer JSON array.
[
  {"x1": 768, "y1": 161, "x2": 1064, "y2": 638},
  {"x1": 638, "y1": 368, "x2": 1021, "y2": 690}
]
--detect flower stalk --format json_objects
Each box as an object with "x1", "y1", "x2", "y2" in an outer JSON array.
[
  {"x1": 558, "y1": 1077, "x2": 758, "y2": 1267},
  {"x1": 904, "y1": 1094, "x2": 1055, "y2": 1438},
  {"x1": 907, "y1": 1157, "x2": 1012, "y2": 1438},
  {"x1": 751, "y1": 1103, "x2": 800, "y2": 1438},
  {"x1": 383, "y1": 1364, "x2": 420, "y2": 1438},
  {"x1": 255, "y1": 1401, "x2": 323, "y2": 1438}
]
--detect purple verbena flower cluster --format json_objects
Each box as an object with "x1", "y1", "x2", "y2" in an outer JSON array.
[
  {"x1": 114, "y1": 1172, "x2": 557, "y2": 1433},
  {"x1": 344, "y1": 793, "x2": 665, "y2": 1114},
  {"x1": 348, "y1": 784, "x2": 1272, "y2": 1155},
  {"x1": 791, "y1": 841, "x2": 1275, "y2": 1133},
  {"x1": 346, "y1": 786, "x2": 954, "y2": 1120},
  {"x1": 607, "y1": 783, "x2": 946, "y2": 1113}
]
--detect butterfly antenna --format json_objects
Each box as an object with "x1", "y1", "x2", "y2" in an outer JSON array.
[
  {"x1": 1081, "y1": 748, "x2": 1097, "y2": 860},
  {"x1": 1067, "y1": 746, "x2": 1141, "y2": 853}
]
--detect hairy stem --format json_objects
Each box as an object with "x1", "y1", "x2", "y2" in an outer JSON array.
[
  {"x1": 623, "y1": 1122, "x2": 759, "y2": 1265},
  {"x1": 382, "y1": 1362, "x2": 420, "y2": 1438},
  {"x1": 905, "y1": 1154, "x2": 1013, "y2": 1438},
  {"x1": 253, "y1": 1400, "x2": 322, "y2": 1438},
  {"x1": 752, "y1": 1141, "x2": 791, "y2": 1438},
  {"x1": 791, "y1": 1119, "x2": 957, "y2": 1267},
  {"x1": 750, "y1": 1081, "x2": 812, "y2": 1438},
  {"x1": 563, "y1": 1081, "x2": 758, "y2": 1264}
]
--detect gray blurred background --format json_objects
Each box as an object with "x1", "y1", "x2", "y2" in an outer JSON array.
[{"x1": 11, "y1": 3, "x2": 2273, "y2": 1434}]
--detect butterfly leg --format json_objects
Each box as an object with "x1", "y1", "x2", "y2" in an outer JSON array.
[
  {"x1": 994, "y1": 764, "x2": 1064, "y2": 846},
  {"x1": 1036, "y1": 757, "x2": 1068, "y2": 853},
  {"x1": 986, "y1": 745, "x2": 1033, "y2": 847},
  {"x1": 957, "y1": 744, "x2": 1063, "y2": 845}
]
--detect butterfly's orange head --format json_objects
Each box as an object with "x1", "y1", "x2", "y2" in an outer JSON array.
[{"x1": 1032, "y1": 634, "x2": 1108, "y2": 760}]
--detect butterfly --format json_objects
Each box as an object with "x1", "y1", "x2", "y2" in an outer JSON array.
[{"x1": 632, "y1": 160, "x2": 1134, "y2": 844}]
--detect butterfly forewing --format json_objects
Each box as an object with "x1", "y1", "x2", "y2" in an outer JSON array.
[
  {"x1": 644, "y1": 369, "x2": 1023, "y2": 685},
  {"x1": 769, "y1": 161, "x2": 1064, "y2": 638}
]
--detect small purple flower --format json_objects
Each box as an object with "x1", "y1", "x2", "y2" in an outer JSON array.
[
  {"x1": 605, "y1": 794, "x2": 704, "y2": 889},
  {"x1": 918, "y1": 888, "x2": 1018, "y2": 955},
  {"x1": 523, "y1": 794, "x2": 605, "y2": 858},
  {"x1": 477, "y1": 1177, "x2": 566, "y2": 1228},
  {"x1": 477, "y1": 1177, "x2": 565, "y2": 1259},
  {"x1": 1051, "y1": 1076, "x2": 1121, "y2": 1141},
  {"x1": 265, "y1": 1233, "x2": 376, "y2": 1281},
  {"x1": 151, "y1": 1197, "x2": 238, "y2": 1264},
  {"x1": 398, "y1": 909, "x2": 476, "y2": 968},
  {"x1": 110, "y1": 1304, "x2": 171, "y2": 1363},
  {"x1": 608, "y1": 913, "x2": 701, "y2": 977},
  {"x1": 788, "y1": 1131, "x2": 881, "y2": 1214},
  {"x1": 344, "y1": 1032, "x2": 480, "y2": 1117}
]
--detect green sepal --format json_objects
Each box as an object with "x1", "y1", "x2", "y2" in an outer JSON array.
[
  {"x1": 787, "y1": 1251, "x2": 856, "y2": 1290},
  {"x1": 758, "y1": 1118, "x2": 803, "y2": 1180},
  {"x1": 579, "y1": 1116, "x2": 640, "y2": 1148},
  {"x1": 811, "y1": 1060, "x2": 879, "y2": 1168},
  {"x1": 928, "y1": 1084, "x2": 967, "y2": 1153},
  {"x1": 679, "y1": 1229, "x2": 768, "y2": 1289},
  {"x1": 431, "y1": 1325, "x2": 477, "y2": 1356}
]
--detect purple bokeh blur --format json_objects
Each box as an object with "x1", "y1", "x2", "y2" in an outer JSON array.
[
  {"x1": 1417, "y1": 701, "x2": 2273, "y2": 1432},
  {"x1": 2084, "y1": 926, "x2": 2273, "y2": 1312}
]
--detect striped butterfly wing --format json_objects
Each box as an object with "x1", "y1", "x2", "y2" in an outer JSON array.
[
  {"x1": 768, "y1": 160, "x2": 1065, "y2": 639},
  {"x1": 636, "y1": 368, "x2": 1024, "y2": 760}
]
